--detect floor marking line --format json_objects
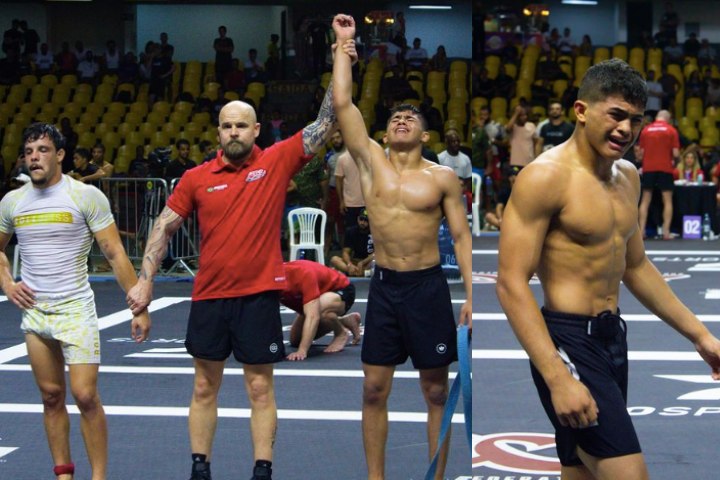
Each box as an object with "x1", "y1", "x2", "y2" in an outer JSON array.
[
  {"x1": 472, "y1": 313, "x2": 720, "y2": 322},
  {"x1": 0, "y1": 403, "x2": 467, "y2": 423},
  {"x1": 473, "y1": 349, "x2": 704, "y2": 361},
  {"x1": 0, "y1": 364, "x2": 459, "y2": 379}
]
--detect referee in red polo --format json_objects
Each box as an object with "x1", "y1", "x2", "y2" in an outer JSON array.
[
  {"x1": 637, "y1": 109, "x2": 680, "y2": 240},
  {"x1": 125, "y1": 42, "x2": 355, "y2": 480}
]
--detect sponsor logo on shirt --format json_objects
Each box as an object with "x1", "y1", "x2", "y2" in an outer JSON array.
[
  {"x1": 274, "y1": 276, "x2": 286, "y2": 282},
  {"x1": 246, "y1": 169, "x2": 267, "y2": 183},
  {"x1": 14, "y1": 212, "x2": 73, "y2": 227},
  {"x1": 206, "y1": 184, "x2": 228, "y2": 193}
]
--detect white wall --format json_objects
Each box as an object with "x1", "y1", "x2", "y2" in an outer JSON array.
[
  {"x1": 389, "y1": 1, "x2": 472, "y2": 58},
  {"x1": 136, "y1": 4, "x2": 286, "y2": 62}
]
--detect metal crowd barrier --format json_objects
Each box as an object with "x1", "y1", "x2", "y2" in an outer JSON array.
[{"x1": 87, "y1": 177, "x2": 200, "y2": 276}]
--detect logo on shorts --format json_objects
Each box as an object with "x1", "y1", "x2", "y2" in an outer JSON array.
[
  {"x1": 436, "y1": 343, "x2": 447, "y2": 354},
  {"x1": 269, "y1": 343, "x2": 278, "y2": 354}
]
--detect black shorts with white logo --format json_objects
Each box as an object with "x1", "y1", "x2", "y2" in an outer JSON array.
[
  {"x1": 530, "y1": 308, "x2": 641, "y2": 466},
  {"x1": 185, "y1": 291, "x2": 285, "y2": 364},
  {"x1": 335, "y1": 283, "x2": 356, "y2": 314},
  {"x1": 361, "y1": 264, "x2": 457, "y2": 369}
]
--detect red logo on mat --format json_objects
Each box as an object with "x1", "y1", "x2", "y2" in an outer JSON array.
[{"x1": 473, "y1": 432, "x2": 561, "y2": 474}]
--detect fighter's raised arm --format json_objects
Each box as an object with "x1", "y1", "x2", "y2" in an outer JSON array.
[{"x1": 331, "y1": 14, "x2": 378, "y2": 176}]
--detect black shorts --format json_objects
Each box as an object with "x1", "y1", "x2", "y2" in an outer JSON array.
[
  {"x1": 185, "y1": 291, "x2": 285, "y2": 364},
  {"x1": 530, "y1": 308, "x2": 641, "y2": 466},
  {"x1": 335, "y1": 283, "x2": 356, "y2": 314},
  {"x1": 361, "y1": 264, "x2": 457, "y2": 369},
  {"x1": 641, "y1": 171, "x2": 674, "y2": 191}
]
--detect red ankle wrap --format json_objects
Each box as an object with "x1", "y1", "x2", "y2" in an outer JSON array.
[{"x1": 53, "y1": 463, "x2": 75, "y2": 476}]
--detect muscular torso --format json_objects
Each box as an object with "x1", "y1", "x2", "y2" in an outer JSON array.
[
  {"x1": 363, "y1": 147, "x2": 445, "y2": 271},
  {"x1": 538, "y1": 158, "x2": 639, "y2": 315}
]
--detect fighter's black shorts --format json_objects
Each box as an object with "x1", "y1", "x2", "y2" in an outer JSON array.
[
  {"x1": 641, "y1": 171, "x2": 674, "y2": 191},
  {"x1": 361, "y1": 264, "x2": 457, "y2": 369},
  {"x1": 185, "y1": 291, "x2": 285, "y2": 364},
  {"x1": 335, "y1": 283, "x2": 356, "y2": 314},
  {"x1": 530, "y1": 308, "x2": 641, "y2": 466}
]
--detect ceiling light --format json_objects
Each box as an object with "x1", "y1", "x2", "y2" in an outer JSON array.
[
  {"x1": 409, "y1": 5, "x2": 453, "y2": 10},
  {"x1": 561, "y1": 0, "x2": 598, "y2": 4}
]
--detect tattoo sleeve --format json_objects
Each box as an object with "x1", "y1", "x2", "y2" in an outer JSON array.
[
  {"x1": 139, "y1": 207, "x2": 183, "y2": 281},
  {"x1": 303, "y1": 81, "x2": 337, "y2": 155}
]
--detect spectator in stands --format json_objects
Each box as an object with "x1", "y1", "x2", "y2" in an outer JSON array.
[
  {"x1": 213, "y1": 25, "x2": 234, "y2": 86},
  {"x1": 640, "y1": 31, "x2": 655, "y2": 49},
  {"x1": 674, "y1": 148, "x2": 703, "y2": 181},
  {"x1": 198, "y1": 140, "x2": 216, "y2": 163},
  {"x1": 335, "y1": 149, "x2": 365, "y2": 235},
  {"x1": 89, "y1": 144, "x2": 114, "y2": 180},
  {"x1": 557, "y1": 27, "x2": 576, "y2": 56},
  {"x1": 659, "y1": 66, "x2": 680, "y2": 112},
  {"x1": 59, "y1": 118, "x2": 78, "y2": 173},
  {"x1": 544, "y1": 27, "x2": 560, "y2": 53},
  {"x1": 17, "y1": 51, "x2": 32, "y2": 78},
  {"x1": 560, "y1": 77, "x2": 579, "y2": 111},
  {"x1": 77, "y1": 50, "x2": 99, "y2": 85},
  {"x1": 281, "y1": 260, "x2": 362, "y2": 360},
  {"x1": 419, "y1": 95, "x2": 444, "y2": 133},
  {"x1": 323, "y1": 131, "x2": 345, "y2": 251},
  {"x1": 706, "y1": 78, "x2": 720, "y2": 107},
  {"x1": 128, "y1": 145, "x2": 151, "y2": 177},
  {"x1": 685, "y1": 69, "x2": 704, "y2": 99},
  {"x1": 244, "y1": 48, "x2": 265, "y2": 83},
  {"x1": 683, "y1": 32, "x2": 701, "y2": 58},
  {"x1": 2, "y1": 19, "x2": 22, "y2": 55},
  {"x1": 428, "y1": 45, "x2": 449, "y2": 72},
  {"x1": 308, "y1": 19, "x2": 330, "y2": 77},
  {"x1": 645, "y1": 70, "x2": 664, "y2": 117},
  {"x1": 484, "y1": 164, "x2": 520, "y2": 230},
  {"x1": 55, "y1": 41, "x2": 76, "y2": 76},
  {"x1": 330, "y1": 209, "x2": 374, "y2": 277},
  {"x1": 578, "y1": 34, "x2": 593, "y2": 57},
  {"x1": 537, "y1": 50, "x2": 565, "y2": 81},
  {"x1": 538, "y1": 101, "x2": 574, "y2": 153},
  {"x1": 472, "y1": 110, "x2": 492, "y2": 177},
  {"x1": 118, "y1": 51, "x2": 139, "y2": 85},
  {"x1": 405, "y1": 37, "x2": 429, "y2": 70},
  {"x1": 165, "y1": 140, "x2": 197, "y2": 182},
  {"x1": 531, "y1": 78, "x2": 554, "y2": 108},
  {"x1": 286, "y1": 152, "x2": 327, "y2": 212},
  {"x1": 494, "y1": 63, "x2": 516, "y2": 99},
  {"x1": 475, "y1": 67, "x2": 495, "y2": 98},
  {"x1": 439, "y1": 128, "x2": 473, "y2": 192},
  {"x1": 159, "y1": 32, "x2": 174, "y2": 57},
  {"x1": 225, "y1": 58, "x2": 246, "y2": 94},
  {"x1": 103, "y1": 40, "x2": 120, "y2": 74},
  {"x1": 698, "y1": 39, "x2": 717, "y2": 67},
  {"x1": 663, "y1": 36, "x2": 684, "y2": 64},
  {"x1": 68, "y1": 147, "x2": 99, "y2": 183},
  {"x1": 638, "y1": 110, "x2": 680, "y2": 239},
  {"x1": 20, "y1": 20, "x2": 39, "y2": 59},
  {"x1": 73, "y1": 40, "x2": 87, "y2": 62},
  {"x1": 506, "y1": 105, "x2": 540, "y2": 167},
  {"x1": 266, "y1": 34, "x2": 280, "y2": 80},
  {"x1": 149, "y1": 44, "x2": 175, "y2": 103},
  {"x1": 0, "y1": 47, "x2": 20, "y2": 85},
  {"x1": 660, "y1": 1, "x2": 680, "y2": 40},
  {"x1": 35, "y1": 43, "x2": 54, "y2": 75}
]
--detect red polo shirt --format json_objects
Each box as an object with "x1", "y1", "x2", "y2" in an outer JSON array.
[
  {"x1": 167, "y1": 132, "x2": 312, "y2": 300},
  {"x1": 638, "y1": 120, "x2": 679, "y2": 174},
  {"x1": 279, "y1": 260, "x2": 350, "y2": 314}
]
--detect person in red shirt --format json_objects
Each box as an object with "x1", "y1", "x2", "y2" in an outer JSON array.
[
  {"x1": 280, "y1": 260, "x2": 361, "y2": 361},
  {"x1": 637, "y1": 110, "x2": 680, "y2": 239},
  {"x1": 125, "y1": 41, "x2": 357, "y2": 480}
]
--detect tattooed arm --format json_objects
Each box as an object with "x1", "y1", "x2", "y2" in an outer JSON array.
[
  {"x1": 126, "y1": 206, "x2": 184, "y2": 315},
  {"x1": 95, "y1": 223, "x2": 152, "y2": 342},
  {"x1": 302, "y1": 39, "x2": 358, "y2": 155}
]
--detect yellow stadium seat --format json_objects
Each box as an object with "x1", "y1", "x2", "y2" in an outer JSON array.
[
  {"x1": 593, "y1": 47, "x2": 610, "y2": 64},
  {"x1": 162, "y1": 122, "x2": 180, "y2": 139},
  {"x1": 94, "y1": 123, "x2": 113, "y2": 137},
  {"x1": 247, "y1": 82, "x2": 266, "y2": 99},
  {"x1": 612, "y1": 44, "x2": 628, "y2": 61},
  {"x1": 169, "y1": 111, "x2": 189, "y2": 126},
  {"x1": 150, "y1": 131, "x2": 170, "y2": 149},
  {"x1": 151, "y1": 101, "x2": 171, "y2": 117},
  {"x1": 139, "y1": 123, "x2": 158, "y2": 139},
  {"x1": 102, "y1": 112, "x2": 122, "y2": 127},
  {"x1": 129, "y1": 101, "x2": 149, "y2": 118},
  {"x1": 78, "y1": 131, "x2": 97, "y2": 148},
  {"x1": 192, "y1": 112, "x2": 211, "y2": 127},
  {"x1": 146, "y1": 111, "x2": 166, "y2": 126},
  {"x1": 20, "y1": 74, "x2": 37, "y2": 88},
  {"x1": 40, "y1": 74, "x2": 58, "y2": 89},
  {"x1": 124, "y1": 111, "x2": 143, "y2": 126},
  {"x1": 117, "y1": 122, "x2": 135, "y2": 137}
]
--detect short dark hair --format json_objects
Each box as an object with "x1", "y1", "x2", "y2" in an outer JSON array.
[
  {"x1": 388, "y1": 103, "x2": 428, "y2": 131},
  {"x1": 74, "y1": 147, "x2": 91, "y2": 161},
  {"x1": 23, "y1": 123, "x2": 65, "y2": 151},
  {"x1": 176, "y1": 139, "x2": 190, "y2": 149},
  {"x1": 577, "y1": 58, "x2": 648, "y2": 109}
]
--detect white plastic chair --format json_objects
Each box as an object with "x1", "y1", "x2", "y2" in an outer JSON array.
[
  {"x1": 471, "y1": 172, "x2": 481, "y2": 236},
  {"x1": 288, "y1": 207, "x2": 327, "y2": 264}
]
